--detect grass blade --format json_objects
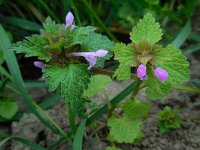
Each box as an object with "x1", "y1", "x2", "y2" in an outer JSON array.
[
  {"x1": 2, "y1": 17, "x2": 42, "y2": 32},
  {"x1": 171, "y1": 20, "x2": 191, "y2": 48},
  {"x1": 183, "y1": 44, "x2": 200, "y2": 55},
  {"x1": 73, "y1": 118, "x2": 87, "y2": 150},
  {"x1": 0, "y1": 136, "x2": 46, "y2": 150}
]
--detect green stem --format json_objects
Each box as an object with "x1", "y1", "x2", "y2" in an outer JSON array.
[
  {"x1": 67, "y1": 103, "x2": 76, "y2": 135},
  {"x1": 173, "y1": 84, "x2": 200, "y2": 94},
  {"x1": 32, "y1": 102, "x2": 72, "y2": 144},
  {"x1": 130, "y1": 80, "x2": 142, "y2": 99},
  {"x1": 71, "y1": 0, "x2": 81, "y2": 25},
  {"x1": 82, "y1": 0, "x2": 117, "y2": 41},
  {"x1": 92, "y1": 68, "x2": 138, "y2": 80}
]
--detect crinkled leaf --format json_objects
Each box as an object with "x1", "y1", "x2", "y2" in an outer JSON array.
[
  {"x1": 10, "y1": 34, "x2": 51, "y2": 62},
  {"x1": 83, "y1": 75, "x2": 112, "y2": 97},
  {"x1": 42, "y1": 17, "x2": 65, "y2": 35},
  {"x1": 145, "y1": 66, "x2": 171, "y2": 99},
  {"x1": 113, "y1": 43, "x2": 137, "y2": 80},
  {"x1": 82, "y1": 32, "x2": 114, "y2": 67},
  {"x1": 107, "y1": 116, "x2": 141, "y2": 143},
  {"x1": 43, "y1": 64, "x2": 91, "y2": 101},
  {"x1": 153, "y1": 45, "x2": 190, "y2": 84},
  {"x1": 123, "y1": 100, "x2": 150, "y2": 119},
  {"x1": 71, "y1": 26, "x2": 96, "y2": 45},
  {"x1": 114, "y1": 64, "x2": 131, "y2": 80},
  {"x1": 0, "y1": 99, "x2": 18, "y2": 119},
  {"x1": 130, "y1": 13, "x2": 162, "y2": 45}
]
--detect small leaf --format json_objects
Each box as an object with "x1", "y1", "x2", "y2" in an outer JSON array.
[
  {"x1": 43, "y1": 64, "x2": 91, "y2": 101},
  {"x1": 130, "y1": 13, "x2": 162, "y2": 45},
  {"x1": 42, "y1": 17, "x2": 65, "y2": 35},
  {"x1": 107, "y1": 116, "x2": 141, "y2": 143},
  {"x1": 83, "y1": 75, "x2": 112, "y2": 97},
  {"x1": 10, "y1": 34, "x2": 51, "y2": 62},
  {"x1": 113, "y1": 43, "x2": 137, "y2": 80},
  {"x1": 123, "y1": 100, "x2": 150, "y2": 119},
  {"x1": 0, "y1": 99, "x2": 18, "y2": 119}
]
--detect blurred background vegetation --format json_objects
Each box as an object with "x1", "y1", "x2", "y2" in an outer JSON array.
[{"x1": 0, "y1": 0, "x2": 199, "y2": 42}]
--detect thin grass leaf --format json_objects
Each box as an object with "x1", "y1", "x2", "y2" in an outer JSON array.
[
  {"x1": 0, "y1": 66, "x2": 13, "y2": 80},
  {"x1": 183, "y1": 44, "x2": 200, "y2": 55},
  {"x1": 3, "y1": 17, "x2": 42, "y2": 32},
  {"x1": 171, "y1": 20, "x2": 191, "y2": 48},
  {"x1": 73, "y1": 118, "x2": 87, "y2": 150},
  {"x1": 0, "y1": 136, "x2": 46, "y2": 150}
]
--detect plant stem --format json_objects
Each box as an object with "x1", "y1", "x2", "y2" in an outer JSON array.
[
  {"x1": 67, "y1": 103, "x2": 76, "y2": 135},
  {"x1": 173, "y1": 84, "x2": 200, "y2": 94},
  {"x1": 82, "y1": 0, "x2": 117, "y2": 41},
  {"x1": 92, "y1": 68, "x2": 138, "y2": 80},
  {"x1": 130, "y1": 80, "x2": 142, "y2": 99}
]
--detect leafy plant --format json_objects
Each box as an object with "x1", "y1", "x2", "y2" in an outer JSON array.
[
  {"x1": 1, "y1": 10, "x2": 199, "y2": 150},
  {"x1": 157, "y1": 106, "x2": 181, "y2": 135}
]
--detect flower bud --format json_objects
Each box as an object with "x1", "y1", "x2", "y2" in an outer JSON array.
[
  {"x1": 137, "y1": 64, "x2": 148, "y2": 80},
  {"x1": 154, "y1": 67, "x2": 168, "y2": 82}
]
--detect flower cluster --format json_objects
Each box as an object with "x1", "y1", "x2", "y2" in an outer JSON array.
[
  {"x1": 34, "y1": 12, "x2": 108, "y2": 71},
  {"x1": 137, "y1": 64, "x2": 168, "y2": 82}
]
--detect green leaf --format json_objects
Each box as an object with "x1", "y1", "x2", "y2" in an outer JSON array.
[
  {"x1": 82, "y1": 32, "x2": 114, "y2": 67},
  {"x1": 43, "y1": 64, "x2": 91, "y2": 101},
  {"x1": 73, "y1": 119, "x2": 87, "y2": 150},
  {"x1": 113, "y1": 43, "x2": 137, "y2": 80},
  {"x1": 106, "y1": 146, "x2": 122, "y2": 150},
  {"x1": 42, "y1": 17, "x2": 65, "y2": 35},
  {"x1": 153, "y1": 45, "x2": 190, "y2": 84},
  {"x1": 83, "y1": 75, "x2": 112, "y2": 97},
  {"x1": 10, "y1": 34, "x2": 51, "y2": 62},
  {"x1": 107, "y1": 116, "x2": 141, "y2": 143},
  {"x1": 145, "y1": 66, "x2": 171, "y2": 99},
  {"x1": 0, "y1": 99, "x2": 18, "y2": 119},
  {"x1": 71, "y1": 26, "x2": 96, "y2": 45},
  {"x1": 123, "y1": 100, "x2": 150, "y2": 119},
  {"x1": 130, "y1": 13, "x2": 162, "y2": 45}
]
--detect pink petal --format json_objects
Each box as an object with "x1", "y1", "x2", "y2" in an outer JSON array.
[
  {"x1": 137, "y1": 64, "x2": 148, "y2": 80},
  {"x1": 65, "y1": 12, "x2": 74, "y2": 27},
  {"x1": 154, "y1": 67, "x2": 168, "y2": 82}
]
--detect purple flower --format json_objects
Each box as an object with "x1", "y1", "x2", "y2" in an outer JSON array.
[
  {"x1": 69, "y1": 49, "x2": 108, "y2": 70},
  {"x1": 34, "y1": 61, "x2": 48, "y2": 72},
  {"x1": 154, "y1": 67, "x2": 168, "y2": 82},
  {"x1": 137, "y1": 64, "x2": 148, "y2": 80},
  {"x1": 65, "y1": 12, "x2": 76, "y2": 31}
]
